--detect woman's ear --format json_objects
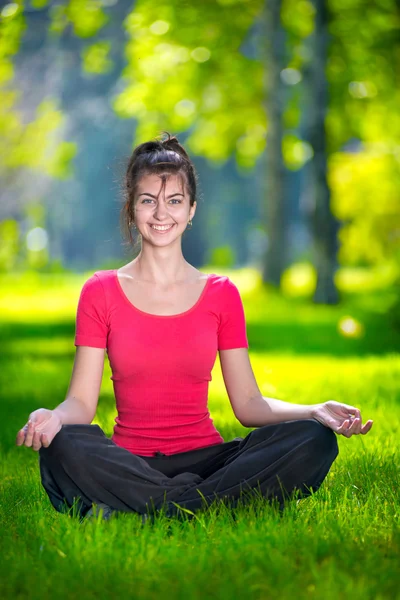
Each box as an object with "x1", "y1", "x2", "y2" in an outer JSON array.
[{"x1": 189, "y1": 201, "x2": 197, "y2": 221}]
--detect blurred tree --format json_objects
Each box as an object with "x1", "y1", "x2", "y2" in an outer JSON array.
[
  {"x1": 330, "y1": 151, "x2": 400, "y2": 267},
  {"x1": 113, "y1": 1, "x2": 265, "y2": 164},
  {"x1": 0, "y1": 0, "x2": 110, "y2": 271},
  {"x1": 2, "y1": 0, "x2": 399, "y2": 290},
  {"x1": 0, "y1": 2, "x2": 77, "y2": 189},
  {"x1": 0, "y1": 1, "x2": 75, "y2": 273},
  {"x1": 302, "y1": 0, "x2": 340, "y2": 303},
  {"x1": 112, "y1": 0, "x2": 279, "y2": 270},
  {"x1": 112, "y1": 0, "x2": 399, "y2": 303},
  {"x1": 260, "y1": 0, "x2": 288, "y2": 286},
  {"x1": 326, "y1": 0, "x2": 400, "y2": 272},
  {"x1": 287, "y1": 0, "x2": 400, "y2": 300},
  {"x1": 112, "y1": 0, "x2": 341, "y2": 301},
  {"x1": 0, "y1": 219, "x2": 19, "y2": 271}
]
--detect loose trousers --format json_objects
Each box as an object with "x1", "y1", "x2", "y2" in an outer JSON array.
[{"x1": 38, "y1": 419, "x2": 338, "y2": 520}]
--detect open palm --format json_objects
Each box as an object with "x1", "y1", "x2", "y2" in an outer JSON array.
[
  {"x1": 16, "y1": 408, "x2": 62, "y2": 451},
  {"x1": 313, "y1": 400, "x2": 373, "y2": 437}
]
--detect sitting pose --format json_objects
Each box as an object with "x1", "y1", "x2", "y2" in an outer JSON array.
[{"x1": 16, "y1": 133, "x2": 373, "y2": 522}]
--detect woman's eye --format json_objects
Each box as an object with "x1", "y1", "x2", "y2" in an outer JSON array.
[{"x1": 141, "y1": 199, "x2": 181, "y2": 204}]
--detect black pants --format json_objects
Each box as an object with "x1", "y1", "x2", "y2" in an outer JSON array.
[{"x1": 38, "y1": 419, "x2": 338, "y2": 520}]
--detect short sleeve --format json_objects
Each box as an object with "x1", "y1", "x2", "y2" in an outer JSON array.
[
  {"x1": 74, "y1": 274, "x2": 109, "y2": 349},
  {"x1": 218, "y1": 278, "x2": 249, "y2": 351}
]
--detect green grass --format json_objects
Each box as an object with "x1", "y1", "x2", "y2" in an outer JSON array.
[{"x1": 1, "y1": 267, "x2": 399, "y2": 600}]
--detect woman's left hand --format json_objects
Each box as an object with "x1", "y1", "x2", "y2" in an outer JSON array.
[{"x1": 312, "y1": 400, "x2": 373, "y2": 437}]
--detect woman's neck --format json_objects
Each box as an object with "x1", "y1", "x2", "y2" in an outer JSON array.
[{"x1": 129, "y1": 254, "x2": 196, "y2": 285}]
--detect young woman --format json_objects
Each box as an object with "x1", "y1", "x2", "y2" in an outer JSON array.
[{"x1": 16, "y1": 133, "x2": 373, "y2": 522}]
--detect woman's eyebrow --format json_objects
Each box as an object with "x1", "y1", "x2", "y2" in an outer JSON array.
[{"x1": 138, "y1": 192, "x2": 184, "y2": 198}]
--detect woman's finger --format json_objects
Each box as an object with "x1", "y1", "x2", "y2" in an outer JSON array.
[
  {"x1": 40, "y1": 433, "x2": 49, "y2": 448},
  {"x1": 16, "y1": 429, "x2": 26, "y2": 446},
  {"x1": 32, "y1": 430, "x2": 42, "y2": 452},
  {"x1": 336, "y1": 419, "x2": 351, "y2": 436},
  {"x1": 24, "y1": 421, "x2": 35, "y2": 447},
  {"x1": 346, "y1": 418, "x2": 361, "y2": 437},
  {"x1": 340, "y1": 418, "x2": 359, "y2": 438},
  {"x1": 350, "y1": 417, "x2": 362, "y2": 435},
  {"x1": 361, "y1": 420, "x2": 373, "y2": 434}
]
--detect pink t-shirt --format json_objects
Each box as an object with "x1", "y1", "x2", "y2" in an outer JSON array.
[{"x1": 74, "y1": 269, "x2": 249, "y2": 457}]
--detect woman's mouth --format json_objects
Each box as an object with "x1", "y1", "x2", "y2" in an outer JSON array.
[{"x1": 149, "y1": 224, "x2": 175, "y2": 234}]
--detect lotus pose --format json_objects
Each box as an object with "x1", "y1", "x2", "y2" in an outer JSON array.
[{"x1": 16, "y1": 133, "x2": 373, "y2": 522}]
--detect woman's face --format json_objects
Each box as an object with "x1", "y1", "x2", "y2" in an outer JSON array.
[{"x1": 134, "y1": 172, "x2": 196, "y2": 245}]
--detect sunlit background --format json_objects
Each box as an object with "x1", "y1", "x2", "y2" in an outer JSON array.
[{"x1": 0, "y1": 0, "x2": 398, "y2": 300}]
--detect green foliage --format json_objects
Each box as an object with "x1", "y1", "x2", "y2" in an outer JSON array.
[
  {"x1": 209, "y1": 245, "x2": 236, "y2": 268},
  {"x1": 2, "y1": 0, "x2": 399, "y2": 280},
  {"x1": 81, "y1": 41, "x2": 113, "y2": 74},
  {"x1": 327, "y1": 0, "x2": 400, "y2": 153},
  {"x1": 113, "y1": 0, "x2": 400, "y2": 272},
  {"x1": 1, "y1": 97, "x2": 77, "y2": 177},
  {"x1": 283, "y1": 133, "x2": 314, "y2": 170},
  {"x1": 330, "y1": 149, "x2": 400, "y2": 266},
  {"x1": 31, "y1": 0, "x2": 51, "y2": 8},
  {"x1": 48, "y1": 0, "x2": 108, "y2": 37},
  {"x1": 0, "y1": 219, "x2": 19, "y2": 272},
  {"x1": 0, "y1": 3, "x2": 77, "y2": 179},
  {"x1": 113, "y1": 0, "x2": 265, "y2": 168},
  {"x1": 281, "y1": 0, "x2": 315, "y2": 38},
  {"x1": 0, "y1": 203, "x2": 71, "y2": 274}
]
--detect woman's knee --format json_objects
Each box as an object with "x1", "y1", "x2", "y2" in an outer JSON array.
[
  {"x1": 39, "y1": 423, "x2": 105, "y2": 463},
  {"x1": 301, "y1": 419, "x2": 339, "y2": 462},
  {"x1": 39, "y1": 425, "x2": 79, "y2": 462}
]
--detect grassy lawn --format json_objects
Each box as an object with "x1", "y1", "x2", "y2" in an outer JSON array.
[{"x1": 1, "y1": 267, "x2": 399, "y2": 600}]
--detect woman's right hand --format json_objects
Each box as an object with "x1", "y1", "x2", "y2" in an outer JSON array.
[{"x1": 16, "y1": 409, "x2": 62, "y2": 451}]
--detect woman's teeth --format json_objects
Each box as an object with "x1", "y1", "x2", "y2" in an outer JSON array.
[{"x1": 150, "y1": 224, "x2": 174, "y2": 232}]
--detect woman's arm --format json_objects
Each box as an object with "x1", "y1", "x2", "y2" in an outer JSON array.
[
  {"x1": 237, "y1": 394, "x2": 314, "y2": 427},
  {"x1": 16, "y1": 346, "x2": 106, "y2": 451},
  {"x1": 219, "y1": 348, "x2": 373, "y2": 436}
]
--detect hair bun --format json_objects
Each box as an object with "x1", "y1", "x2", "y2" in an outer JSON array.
[{"x1": 160, "y1": 132, "x2": 191, "y2": 161}]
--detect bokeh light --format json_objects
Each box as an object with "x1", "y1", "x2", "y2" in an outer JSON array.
[
  {"x1": 338, "y1": 315, "x2": 365, "y2": 338},
  {"x1": 26, "y1": 227, "x2": 48, "y2": 252}
]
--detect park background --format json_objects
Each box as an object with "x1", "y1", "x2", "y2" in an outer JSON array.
[{"x1": 1, "y1": 1, "x2": 399, "y2": 599}]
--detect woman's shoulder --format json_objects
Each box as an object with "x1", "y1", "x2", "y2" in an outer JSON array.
[
  {"x1": 78, "y1": 270, "x2": 116, "y2": 299},
  {"x1": 208, "y1": 273, "x2": 237, "y2": 289},
  {"x1": 94, "y1": 269, "x2": 116, "y2": 281},
  {"x1": 207, "y1": 273, "x2": 242, "y2": 302},
  {"x1": 81, "y1": 269, "x2": 116, "y2": 287}
]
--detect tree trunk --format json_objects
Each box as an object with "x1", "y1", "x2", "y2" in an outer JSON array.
[
  {"x1": 260, "y1": 0, "x2": 288, "y2": 286},
  {"x1": 306, "y1": 0, "x2": 340, "y2": 304}
]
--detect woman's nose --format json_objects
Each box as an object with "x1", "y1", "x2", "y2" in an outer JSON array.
[{"x1": 153, "y1": 202, "x2": 170, "y2": 219}]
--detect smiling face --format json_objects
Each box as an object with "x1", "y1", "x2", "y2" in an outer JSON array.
[{"x1": 133, "y1": 171, "x2": 196, "y2": 245}]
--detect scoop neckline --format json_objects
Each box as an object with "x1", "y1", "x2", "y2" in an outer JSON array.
[{"x1": 113, "y1": 269, "x2": 212, "y2": 318}]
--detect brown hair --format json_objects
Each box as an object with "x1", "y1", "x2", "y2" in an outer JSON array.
[{"x1": 120, "y1": 131, "x2": 199, "y2": 252}]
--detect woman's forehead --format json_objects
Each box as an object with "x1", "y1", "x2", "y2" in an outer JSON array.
[{"x1": 137, "y1": 172, "x2": 186, "y2": 194}]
